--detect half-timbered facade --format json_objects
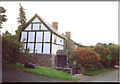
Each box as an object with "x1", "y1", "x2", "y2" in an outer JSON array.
[
  {"x1": 19, "y1": 14, "x2": 65, "y2": 55},
  {"x1": 19, "y1": 14, "x2": 78, "y2": 67}
]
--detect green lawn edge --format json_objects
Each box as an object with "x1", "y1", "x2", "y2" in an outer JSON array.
[
  {"x1": 84, "y1": 67, "x2": 117, "y2": 76},
  {"x1": 3, "y1": 62, "x2": 80, "y2": 81}
]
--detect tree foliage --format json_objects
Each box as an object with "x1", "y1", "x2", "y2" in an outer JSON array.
[
  {"x1": 94, "y1": 46, "x2": 111, "y2": 67},
  {"x1": 15, "y1": 3, "x2": 27, "y2": 37},
  {"x1": 70, "y1": 47, "x2": 99, "y2": 67},
  {"x1": 107, "y1": 43, "x2": 119, "y2": 66},
  {"x1": 0, "y1": 6, "x2": 7, "y2": 28},
  {"x1": 2, "y1": 31, "x2": 26, "y2": 64}
]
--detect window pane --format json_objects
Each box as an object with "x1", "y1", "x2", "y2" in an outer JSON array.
[
  {"x1": 27, "y1": 43, "x2": 34, "y2": 53},
  {"x1": 35, "y1": 43, "x2": 42, "y2": 53},
  {"x1": 20, "y1": 32, "x2": 27, "y2": 42},
  {"x1": 44, "y1": 31, "x2": 50, "y2": 42},
  {"x1": 36, "y1": 32, "x2": 43, "y2": 42},
  {"x1": 43, "y1": 43, "x2": 50, "y2": 54},
  {"x1": 41, "y1": 23, "x2": 48, "y2": 30},
  {"x1": 28, "y1": 32, "x2": 35, "y2": 42},
  {"x1": 32, "y1": 17, "x2": 41, "y2": 22},
  {"x1": 33, "y1": 24, "x2": 40, "y2": 30},
  {"x1": 25, "y1": 24, "x2": 31, "y2": 30}
]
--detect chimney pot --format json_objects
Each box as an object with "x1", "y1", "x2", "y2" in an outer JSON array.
[
  {"x1": 52, "y1": 22, "x2": 58, "y2": 31},
  {"x1": 65, "y1": 32, "x2": 71, "y2": 38}
]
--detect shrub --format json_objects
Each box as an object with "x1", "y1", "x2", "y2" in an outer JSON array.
[
  {"x1": 107, "y1": 43, "x2": 119, "y2": 66},
  {"x1": 94, "y1": 46, "x2": 111, "y2": 67},
  {"x1": 2, "y1": 31, "x2": 25, "y2": 64},
  {"x1": 70, "y1": 47, "x2": 99, "y2": 71}
]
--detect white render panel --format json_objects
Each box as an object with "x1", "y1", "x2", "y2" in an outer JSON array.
[
  {"x1": 33, "y1": 23, "x2": 40, "y2": 30},
  {"x1": 44, "y1": 31, "x2": 50, "y2": 42},
  {"x1": 27, "y1": 43, "x2": 34, "y2": 53},
  {"x1": 25, "y1": 24, "x2": 31, "y2": 30},
  {"x1": 28, "y1": 32, "x2": 35, "y2": 42},
  {"x1": 20, "y1": 32, "x2": 27, "y2": 42},
  {"x1": 35, "y1": 43, "x2": 42, "y2": 53},
  {"x1": 36, "y1": 32, "x2": 43, "y2": 42},
  {"x1": 41, "y1": 23, "x2": 48, "y2": 30},
  {"x1": 43, "y1": 43, "x2": 50, "y2": 54},
  {"x1": 32, "y1": 17, "x2": 41, "y2": 22}
]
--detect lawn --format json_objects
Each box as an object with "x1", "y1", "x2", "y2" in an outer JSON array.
[
  {"x1": 3, "y1": 62, "x2": 80, "y2": 81},
  {"x1": 84, "y1": 67, "x2": 117, "y2": 76}
]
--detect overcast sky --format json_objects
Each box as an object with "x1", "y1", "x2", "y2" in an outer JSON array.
[{"x1": 0, "y1": 1, "x2": 118, "y2": 46}]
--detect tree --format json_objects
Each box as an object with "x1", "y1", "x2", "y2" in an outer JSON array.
[
  {"x1": 0, "y1": 6, "x2": 7, "y2": 28},
  {"x1": 2, "y1": 30, "x2": 28, "y2": 64},
  {"x1": 94, "y1": 46, "x2": 111, "y2": 67},
  {"x1": 107, "y1": 43, "x2": 119, "y2": 66},
  {"x1": 15, "y1": 3, "x2": 27, "y2": 37}
]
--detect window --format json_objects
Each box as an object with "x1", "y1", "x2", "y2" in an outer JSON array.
[
  {"x1": 35, "y1": 43, "x2": 42, "y2": 53},
  {"x1": 41, "y1": 23, "x2": 48, "y2": 30},
  {"x1": 36, "y1": 32, "x2": 43, "y2": 42},
  {"x1": 33, "y1": 23, "x2": 40, "y2": 30},
  {"x1": 25, "y1": 24, "x2": 31, "y2": 30},
  {"x1": 28, "y1": 32, "x2": 35, "y2": 42},
  {"x1": 43, "y1": 43, "x2": 50, "y2": 54},
  {"x1": 20, "y1": 32, "x2": 27, "y2": 42},
  {"x1": 60, "y1": 38, "x2": 64, "y2": 45},
  {"x1": 27, "y1": 43, "x2": 34, "y2": 53},
  {"x1": 32, "y1": 17, "x2": 41, "y2": 22},
  {"x1": 44, "y1": 31, "x2": 50, "y2": 42}
]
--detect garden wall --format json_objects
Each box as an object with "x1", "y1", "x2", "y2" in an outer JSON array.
[{"x1": 18, "y1": 53, "x2": 57, "y2": 68}]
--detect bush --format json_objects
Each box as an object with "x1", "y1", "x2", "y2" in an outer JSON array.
[
  {"x1": 107, "y1": 43, "x2": 119, "y2": 66},
  {"x1": 2, "y1": 31, "x2": 25, "y2": 64},
  {"x1": 70, "y1": 47, "x2": 99, "y2": 72},
  {"x1": 94, "y1": 46, "x2": 111, "y2": 67}
]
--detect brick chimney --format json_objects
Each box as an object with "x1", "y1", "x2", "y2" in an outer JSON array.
[
  {"x1": 65, "y1": 32, "x2": 71, "y2": 38},
  {"x1": 52, "y1": 22, "x2": 58, "y2": 31}
]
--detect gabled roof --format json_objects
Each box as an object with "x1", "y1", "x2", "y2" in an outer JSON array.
[
  {"x1": 22, "y1": 14, "x2": 66, "y2": 39},
  {"x1": 62, "y1": 34, "x2": 79, "y2": 46}
]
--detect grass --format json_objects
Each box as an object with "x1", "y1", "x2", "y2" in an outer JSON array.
[
  {"x1": 84, "y1": 67, "x2": 117, "y2": 76},
  {"x1": 3, "y1": 62, "x2": 80, "y2": 81}
]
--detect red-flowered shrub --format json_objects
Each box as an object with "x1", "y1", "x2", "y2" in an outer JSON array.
[
  {"x1": 94, "y1": 46, "x2": 111, "y2": 67},
  {"x1": 70, "y1": 47, "x2": 99, "y2": 67}
]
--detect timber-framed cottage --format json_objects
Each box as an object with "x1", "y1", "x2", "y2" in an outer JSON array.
[{"x1": 19, "y1": 14, "x2": 79, "y2": 67}]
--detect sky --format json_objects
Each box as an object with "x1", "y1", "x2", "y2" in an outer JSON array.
[{"x1": 0, "y1": 1, "x2": 118, "y2": 46}]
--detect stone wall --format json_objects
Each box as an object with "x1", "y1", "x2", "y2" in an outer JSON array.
[{"x1": 18, "y1": 53, "x2": 57, "y2": 67}]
